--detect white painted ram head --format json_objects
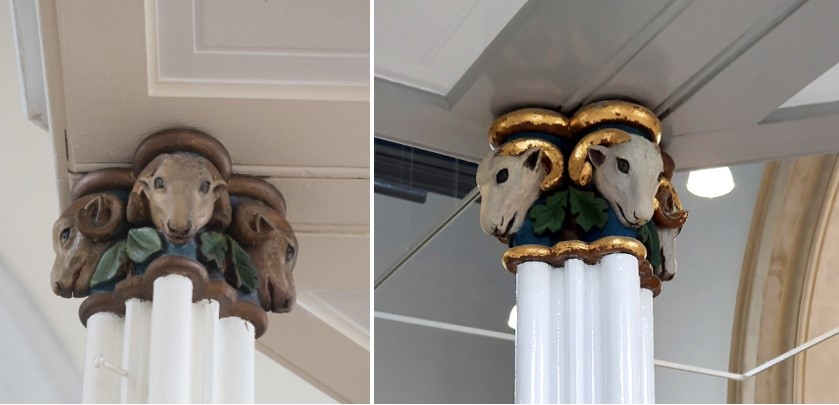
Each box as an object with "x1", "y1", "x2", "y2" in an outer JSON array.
[
  {"x1": 477, "y1": 147, "x2": 544, "y2": 241},
  {"x1": 570, "y1": 129, "x2": 664, "y2": 229}
]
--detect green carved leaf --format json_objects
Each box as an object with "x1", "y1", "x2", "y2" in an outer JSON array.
[
  {"x1": 568, "y1": 187, "x2": 609, "y2": 232},
  {"x1": 642, "y1": 221, "x2": 661, "y2": 270},
  {"x1": 198, "y1": 231, "x2": 228, "y2": 270},
  {"x1": 90, "y1": 239, "x2": 127, "y2": 288},
  {"x1": 528, "y1": 190, "x2": 568, "y2": 235},
  {"x1": 125, "y1": 227, "x2": 163, "y2": 263},
  {"x1": 228, "y1": 236, "x2": 258, "y2": 292}
]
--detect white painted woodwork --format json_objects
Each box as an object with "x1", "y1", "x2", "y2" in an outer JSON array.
[
  {"x1": 375, "y1": 0, "x2": 839, "y2": 171},
  {"x1": 33, "y1": 1, "x2": 370, "y2": 400},
  {"x1": 148, "y1": 275, "x2": 194, "y2": 403},
  {"x1": 82, "y1": 292, "x2": 259, "y2": 403},
  {"x1": 596, "y1": 0, "x2": 786, "y2": 109},
  {"x1": 214, "y1": 317, "x2": 256, "y2": 404},
  {"x1": 664, "y1": 1, "x2": 839, "y2": 136},
  {"x1": 515, "y1": 261, "x2": 552, "y2": 403},
  {"x1": 375, "y1": 0, "x2": 526, "y2": 94},
  {"x1": 782, "y1": 60, "x2": 839, "y2": 108},
  {"x1": 121, "y1": 299, "x2": 152, "y2": 403},
  {"x1": 147, "y1": 0, "x2": 368, "y2": 101},
  {"x1": 191, "y1": 300, "x2": 220, "y2": 403},
  {"x1": 8, "y1": 0, "x2": 47, "y2": 130},
  {"x1": 82, "y1": 313, "x2": 124, "y2": 404},
  {"x1": 515, "y1": 255, "x2": 653, "y2": 404}
]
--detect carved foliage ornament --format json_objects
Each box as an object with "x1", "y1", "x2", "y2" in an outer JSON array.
[
  {"x1": 51, "y1": 128, "x2": 297, "y2": 337},
  {"x1": 476, "y1": 100, "x2": 688, "y2": 293}
]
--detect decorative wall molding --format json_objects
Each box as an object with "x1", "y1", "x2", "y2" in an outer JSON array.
[
  {"x1": 728, "y1": 154, "x2": 839, "y2": 403},
  {"x1": 144, "y1": 0, "x2": 369, "y2": 101}
]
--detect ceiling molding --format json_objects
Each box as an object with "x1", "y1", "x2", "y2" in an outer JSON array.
[{"x1": 144, "y1": 0, "x2": 368, "y2": 102}]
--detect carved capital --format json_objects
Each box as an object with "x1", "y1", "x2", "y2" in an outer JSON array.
[{"x1": 53, "y1": 128, "x2": 297, "y2": 338}]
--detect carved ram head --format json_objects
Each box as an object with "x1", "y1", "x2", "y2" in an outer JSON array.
[
  {"x1": 51, "y1": 193, "x2": 128, "y2": 298},
  {"x1": 228, "y1": 200, "x2": 297, "y2": 313},
  {"x1": 127, "y1": 153, "x2": 231, "y2": 245},
  {"x1": 571, "y1": 129, "x2": 663, "y2": 229},
  {"x1": 476, "y1": 148, "x2": 545, "y2": 242}
]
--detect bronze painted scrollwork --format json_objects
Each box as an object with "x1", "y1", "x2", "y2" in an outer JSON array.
[{"x1": 51, "y1": 128, "x2": 297, "y2": 338}]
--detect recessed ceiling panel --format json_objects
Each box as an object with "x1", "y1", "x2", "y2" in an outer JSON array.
[
  {"x1": 374, "y1": 0, "x2": 526, "y2": 95},
  {"x1": 781, "y1": 61, "x2": 839, "y2": 108},
  {"x1": 151, "y1": 0, "x2": 369, "y2": 100}
]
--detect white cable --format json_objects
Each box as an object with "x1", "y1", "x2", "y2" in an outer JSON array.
[
  {"x1": 375, "y1": 311, "x2": 515, "y2": 341},
  {"x1": 375, "y1": 311, "x2": 839, "y2": 381}
]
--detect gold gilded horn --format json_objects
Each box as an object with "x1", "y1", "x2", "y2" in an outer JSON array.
[
  {"x1": 653, "y1": 179, "x2": 689, "y2": 228},
  {"x1": 570, "y1": 100, "x2": 662, "y2": 145},
  {"x1": 489, "y1": 108, "x2": 571, "y2": 149},
  {"x1": 567, "y1": 128, "x2": 631, "y2": 186},
  {"x1": 495, "y1": 138, "x2": 564, "y2": 191}
]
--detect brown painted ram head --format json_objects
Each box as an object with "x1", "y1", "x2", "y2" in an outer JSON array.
[
  {"x1": 51, "y1": 193, "x2": 128, "y2": 297},
  {"x1": 127, "y1": 153, "x2": 231, "y2": 245},
  {"x1": 228, "y1": 200, "x2": 298, "y2": 313}
]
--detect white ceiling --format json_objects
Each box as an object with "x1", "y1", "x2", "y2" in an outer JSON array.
[
  {"x1": 375, "y1": 0, "x2": 839, "y2": 170},
  {"x1": 10, "y1": 0, "x2": 369, "y2": 402},
  {"x1": 375, "y1": 0, "x2": 525, "y2": 94},
  {"x1": 149, "y1": 0, "x2": 368, "y2": 101}
]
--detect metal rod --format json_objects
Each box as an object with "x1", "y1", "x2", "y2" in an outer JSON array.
[
  {"x1": 374, "y1": 187, "x2": 480, "y2": 290},
  {"x1": 93, "y1": 354, "x2": 128, "y2": 378},
  {"x1": 374, "y1": 311, "x2": 514, "y2": 341}
]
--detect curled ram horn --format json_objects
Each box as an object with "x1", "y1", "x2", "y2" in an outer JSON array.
[
  {"x1": 567, "y1": 128, "x2": 632, "y2": 187},
  {"x1": 228, "y1": 200, "x2": 297, "y2": 313},
  {"x1": 51, "y1": 193, "x2": 128, "y2": 298},
  {"x1": 494, "y1": 138, "x2": 564, "y2": 192}
]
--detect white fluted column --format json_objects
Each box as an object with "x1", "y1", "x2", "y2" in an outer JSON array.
[
  {"x1": 639, "y1": 289, "x2": 655, "y2": 403},
  {"x1": 148, "y1": 274, "x2": 193, "y2": 403},
  {"x1": 213, "y1": 317, "x2": 255, "y2": 403},
  {"x1": 191, "y1": 300, "x2": 220, "y2": 403},
  {"x1": 121, "y1": 299, "x2": 151, "y2": 403},
  {"x1": 516, "y1": 253, "x2": 654, "y2": 404},
  {"x1": 83, "y1": 312, "x2": 125, "y2": 403},
  {"x1": 601, "y1": 253, "x2": 641, "y2": 403},
  {"x1": 516, "y1": 261, "x2": 554, "y2": 403}
]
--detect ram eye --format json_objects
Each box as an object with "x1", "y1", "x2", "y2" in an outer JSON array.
[
  {"x1": 658, "y1": 171, "x2": 665, "y2": 181},
  {"x1": 60, "y1": 228, "x2": 71, "y2": 243},
  {"x1": 154, "y1": 177, "x2": 165, "y2": 190},
  {"x1": 617, "y1": 158, "x2": 630, "y2": 174},
  {"x1": 285, "y1": 245, "x2": 296, "y2": 262},
  {"x1": 496, "y1": 168, "x2": 509, "y2": 184},
  {"x1": 199, "y1": 181, "x2": 210, "y2": 194},
  {"x1": 60, "y1": 228, "x2": 71, "y2": 244}
]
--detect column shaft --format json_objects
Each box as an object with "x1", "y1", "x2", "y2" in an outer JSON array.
[
  {"x1": 148, "y1": 274, "x2": 193, "y2": 403},
  {"x1": 82, "y1": 312, "x2": 124, "y2": 403},
  {"x1": 516, "y1": 261, "x2": 554, "y2": 403}
]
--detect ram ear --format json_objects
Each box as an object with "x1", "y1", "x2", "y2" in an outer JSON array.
[
  {"x1": 126, "y1": 181, "x2": 150, "y2": 224},
  {"x1": 587, "y1": 145, "x2": 608, "y2": 167},
  {"x1": 209, "y1": 180, "x2": 231, "y2": 229},
  {"x1": 127, "y1": 155, "x2": 167, "y2": 225},
  {"x1": 254, "y1": 214, "x2": 277, "y2": 233},
  {"x1": 522, "y1": 148, "x2": 542, "y2": 171}
]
